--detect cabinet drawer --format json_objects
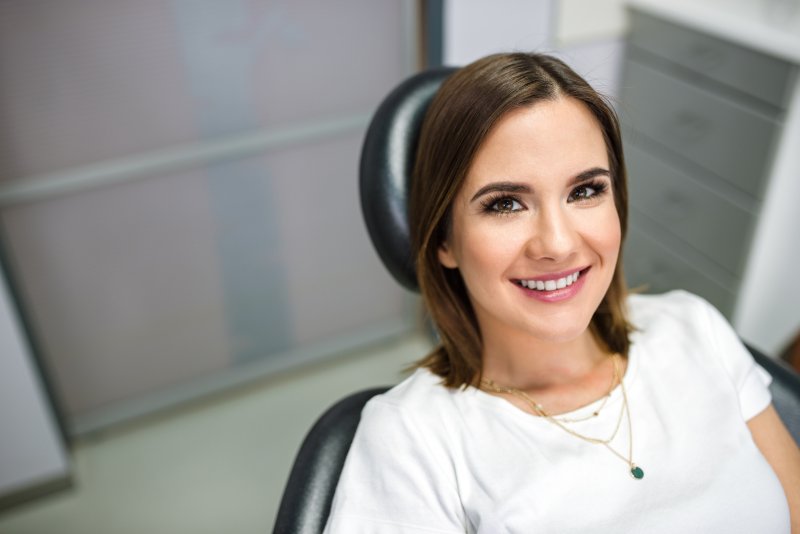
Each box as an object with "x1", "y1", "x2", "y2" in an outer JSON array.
[
  {"x1": 629, "y1": 10, "x2": 795, "y2": 109},
  {"x1": 624, "y1": 223, "x2": 736, "y2": 317},
  {"x1": 621, "y1": 60, "x2": 778, "y2": 199},
  {"x1": 626, "y1": 143, "x2": 756, "y2": 276}
]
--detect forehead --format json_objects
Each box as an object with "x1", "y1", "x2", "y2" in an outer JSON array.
[{"x1": 463, "y1": 97, "x2": 608, "y2": 191}]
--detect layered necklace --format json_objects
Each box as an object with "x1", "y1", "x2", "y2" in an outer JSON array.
[{"x1": 481, "y1": 354, "x2": 644, "y2": 480}]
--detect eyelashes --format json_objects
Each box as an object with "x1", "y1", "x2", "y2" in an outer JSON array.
[
  {"x1": 569, "y1": 181, "x2": 609, "y2": 203},
  {"x1": 480, "y1": 195, "x2": 524, "y2": 214},
  {"x1": 479, "y1": 180, "x2": 610, "y2": 215}
]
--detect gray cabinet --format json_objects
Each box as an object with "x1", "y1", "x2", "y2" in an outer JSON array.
[{"x1": 620, "y1": 9, "x2": 797, "y2": 318}]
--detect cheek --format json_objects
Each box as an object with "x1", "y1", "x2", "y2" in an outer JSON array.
[
  {"x1": 453, "y1": 221, "x2": 527, "y2": 279},
  {"x1": 586, "y1": 208, "x2": 622, "y2": 260}
]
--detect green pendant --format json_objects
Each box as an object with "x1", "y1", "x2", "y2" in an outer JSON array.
[{"x1": 630, "y1": 466, "x2": 644, "y2": 479}]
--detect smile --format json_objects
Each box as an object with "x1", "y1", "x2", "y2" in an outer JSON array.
[{"x1": 514, "y1": 268, "x2": 585, "y2": 292}]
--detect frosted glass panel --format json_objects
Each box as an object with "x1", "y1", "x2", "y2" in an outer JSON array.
[
  {"x1": 0, "y1": 1, "x2": 414, "y2": 423},
  {"x1": 1, "y1": 169, "x2": 231, "y2": 414},
  {"x1": 173, "y1": 0, "x2": 408, "y2": 129},
  {"x1": 0, "y1": 0, "x2": 197, "y2": 180},
  {"x1": 1, "y1": 131, "x2": 407, "y2": 416},
  {"x1": 0, "y1": 0, "x2": 408, "y2": 180},
  {"x1": 268, "y1": 135, "x2": 408, "y2": 347}
]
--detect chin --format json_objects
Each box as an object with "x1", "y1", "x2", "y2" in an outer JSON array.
[
  {"x1": 496, "y1": 308, "x2": 594, "y2": 345},
  {"x1": 529, "y1": 322, "x2": 593, "y2": 345}
]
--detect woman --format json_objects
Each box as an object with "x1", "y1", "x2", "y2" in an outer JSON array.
[{"x1": 324, "y1": 53, "x2": 800, "y2": 533}]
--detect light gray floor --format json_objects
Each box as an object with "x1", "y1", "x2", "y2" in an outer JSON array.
[{"x1": 0, "y1": 332, "x2": 431, "y2": 534}]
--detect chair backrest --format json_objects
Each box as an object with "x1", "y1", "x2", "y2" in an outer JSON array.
[
  {"x1": 273, "y1": 387, "x2": 389, "y2": 534},
  {"x1": 359, "y1": 67, "x2": 456, "y2": 291}
]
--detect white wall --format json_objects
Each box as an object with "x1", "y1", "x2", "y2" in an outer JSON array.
[
  {"x1": 734, "y1": 77, "x2": 800, "y2": 354},
  {"x1": 443, "y1": 0, "x2": 555, "y2": 65},
  {"x1": 442, "y1": 0, "x2": 628, "y2": 99}
]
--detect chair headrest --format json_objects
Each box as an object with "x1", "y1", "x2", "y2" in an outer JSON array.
[{"x1": 359, "y1": 67, "x2": 457, "y2": 292}]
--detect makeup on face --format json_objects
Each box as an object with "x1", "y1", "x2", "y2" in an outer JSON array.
[{"x1": 439, "y1": 96, "x2": 621, "y2": 345}]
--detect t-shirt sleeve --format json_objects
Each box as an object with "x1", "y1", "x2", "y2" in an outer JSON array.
[
  {"x1": 323, "y1": 397, "x2": 466, "y2": 534},
  {"x1": 697, "y1": 294, "x2": 773, "y2": 421}
]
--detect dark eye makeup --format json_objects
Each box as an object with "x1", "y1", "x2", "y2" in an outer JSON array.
[
  {"x1": 568, "y1": 180, "x2": 609, "y2": 203},
  {"x1": 479, "y1": 179, "x2": 610, "y2": 215},
  {"x1": 480, "y1": 194, "x2": 524, "y2": 214}
]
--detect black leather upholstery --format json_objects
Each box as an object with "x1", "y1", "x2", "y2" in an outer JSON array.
[
  {"x1": 359, "y1": 67, "x2": 456, "y2": 291},
  {"x1": 273, "y1": 387, "x2": 389, "y2": 534}
]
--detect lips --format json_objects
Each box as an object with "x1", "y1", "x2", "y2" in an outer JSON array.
[{"x1": 514, "y1": 267, "x2": 587, "y2": 292}]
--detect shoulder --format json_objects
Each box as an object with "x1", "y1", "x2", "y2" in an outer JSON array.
[
  {"x1": 360, "y1": 368, "x2": 460, "y2": 430},
  {"x1": 349, "y1": 367, "x2": 471, "y2": 473},
  {"x1": 626, "y1": 289, "x2": 719, "y2": 342},
  {"x1": 627, "y1": 290, "x2": 771, "y2": 419},
  {"x1": 627, "y1": 288, "x2": 709, "y2": 323},
  {"x1": 328, "y1": 370, "x2": 468, "y2": 531},
  {"x1": 626, "y1": 289, "x2": 740, "y2": 359}
]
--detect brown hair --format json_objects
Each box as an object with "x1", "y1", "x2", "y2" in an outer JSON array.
[{"x1": 409, "y1": 52, "x2": 632, "y2": 388}]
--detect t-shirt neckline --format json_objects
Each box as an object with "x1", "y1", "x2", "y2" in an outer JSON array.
[{"x1": 467, "y1": 343, "x2": 641, "y2": 424}]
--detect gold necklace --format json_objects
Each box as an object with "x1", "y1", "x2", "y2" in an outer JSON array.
[
  {"x1": 555, "y1": 353, "x2": 618, "y2": 423},
  {"x1": 481, "y1": 354, "x2": 644, "y2": 480}
]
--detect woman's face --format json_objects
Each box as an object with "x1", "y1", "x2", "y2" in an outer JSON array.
[{"x1": 438, "y1": 96, "x2": 621, "y2": 346}]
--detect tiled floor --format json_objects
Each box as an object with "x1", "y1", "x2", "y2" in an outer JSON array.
[{"x1": 0, "y1": 333, "x2": 431, "y2": 534}]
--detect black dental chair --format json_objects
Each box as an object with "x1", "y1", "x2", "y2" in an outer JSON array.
[{"x1": 272, "y1": 68, "x2": 800, "y2": 534}]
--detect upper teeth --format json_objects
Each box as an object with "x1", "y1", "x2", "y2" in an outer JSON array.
[{"x1": 520, "y1": 271, "x2": 580, "y2": 291}]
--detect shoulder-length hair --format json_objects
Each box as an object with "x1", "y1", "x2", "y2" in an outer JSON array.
[{"x1": 409, "y1": 52, "x2": 632, "y2": 388}]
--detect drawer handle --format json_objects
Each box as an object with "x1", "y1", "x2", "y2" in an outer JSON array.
[{"x1": 664, "y1": 111, "x2": 710, "y2": 144}]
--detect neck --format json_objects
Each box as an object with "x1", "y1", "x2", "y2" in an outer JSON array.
[{"x1": 480, "y1": 326, "x2": 608, "y2": 391}]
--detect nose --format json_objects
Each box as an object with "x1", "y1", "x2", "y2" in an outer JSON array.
[{"x1": 525, "y1": 205, "x2": 579, "y2": 262}]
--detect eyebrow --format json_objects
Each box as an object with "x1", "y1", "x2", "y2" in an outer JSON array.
[
  {"x1": 469, "y1": 167, "x2": 611, "y2": 202},
  {"x1": 469, "y1": 181, "x2": 530, "y2": 202},
  {"x1": 572, "y1": 167, "x2": 611, "y2": 184}
]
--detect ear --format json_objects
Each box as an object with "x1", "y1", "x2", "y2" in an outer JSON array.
[{"x1": 437, "y1": 241, "x2": 458, "y2": 269}]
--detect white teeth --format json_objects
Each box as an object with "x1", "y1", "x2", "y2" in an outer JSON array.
[{"x1": 520, "y1": 270, "x2": 581, "y2": 292}]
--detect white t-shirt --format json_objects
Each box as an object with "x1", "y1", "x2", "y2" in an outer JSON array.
[{"x1": 324, "y1": 291, "x2": 790, "y2": 533}]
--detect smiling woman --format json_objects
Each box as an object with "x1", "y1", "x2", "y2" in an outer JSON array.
[
  {"x1": 438, "y1": 99, "x2": 621, "y2": 366},
  {"x1": 413, "y1": 54, "x2": 631, "y2": 393},
  {"x1": 323, "y1": 53, "x2": 800, "y2": 533}
]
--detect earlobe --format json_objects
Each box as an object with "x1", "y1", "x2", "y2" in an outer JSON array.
[{"x1": 438, "y1": 242, "x2": 458, "y2": 269}]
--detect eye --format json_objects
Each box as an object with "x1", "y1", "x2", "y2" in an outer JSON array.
[
  {"x1": 484, "y1": 196, "x2": 524, "y2": 214},
  {"x1": 569, "y1": 181, "x2": 608, "y2": 203}
]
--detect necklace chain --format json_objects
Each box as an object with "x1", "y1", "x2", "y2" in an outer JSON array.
[
  {"x1": 481, "y1": 354, "x2": 644, "y2": 479},
  {"x1": 555, "y1": 354, "x2": 618, "y2": 423}
]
